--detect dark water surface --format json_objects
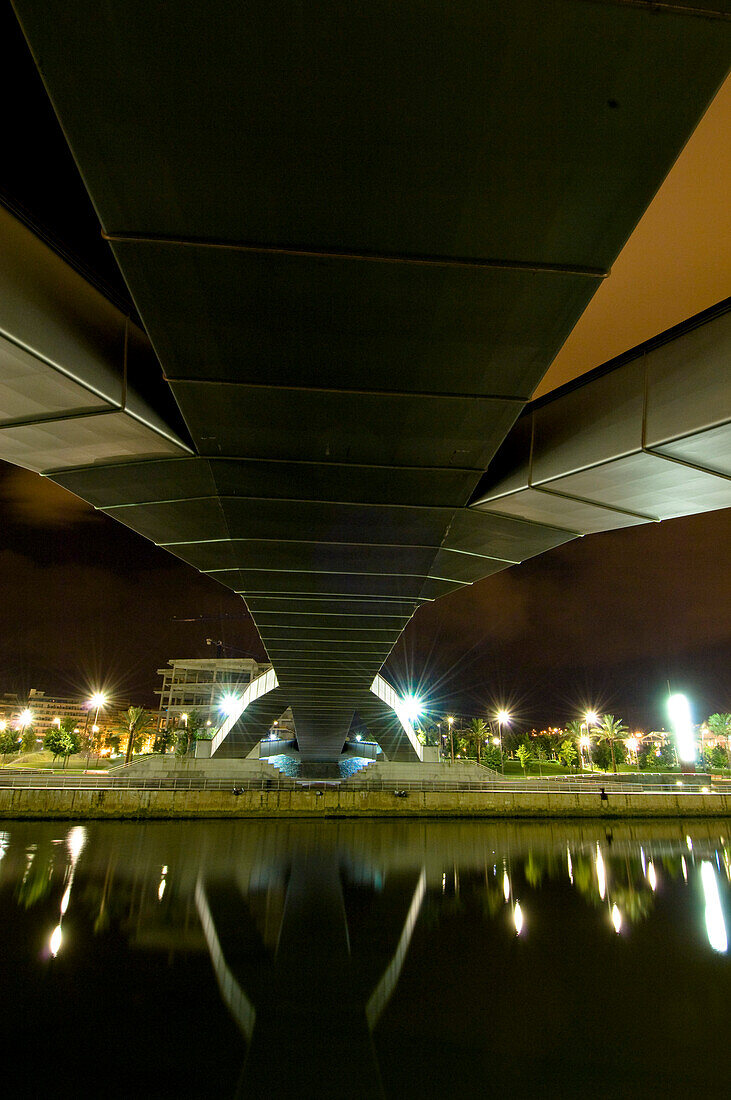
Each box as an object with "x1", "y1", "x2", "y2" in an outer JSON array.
[{"x1": 1, "y1": 818, "x2": 729, "y2": 1098}]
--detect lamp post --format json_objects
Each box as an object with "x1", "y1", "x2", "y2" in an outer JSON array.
[
  {"x1": 496, "y1": 709, "x2": 511, "y2": 775},
  {"x1": 447, "y1": 716, "x2": 454, "y2": 764},
  {"x1": 85, "y1": 693, "x2": 107, "y2": 771},
  {"x1": 581, "y1": 711, "x2": 598, "y2": 771},
  {"x1": 18, "y1": 709, "x2": 33, "y2": 757}
]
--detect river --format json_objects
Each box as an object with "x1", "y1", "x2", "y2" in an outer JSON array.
[{"x1": 1, "y1": 818, "x2": 728, "y2": 1098}]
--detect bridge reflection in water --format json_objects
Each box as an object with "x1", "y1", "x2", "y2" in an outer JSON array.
[{"x1": 1, "y1": 820, "x2": 729, "y2": 1097}]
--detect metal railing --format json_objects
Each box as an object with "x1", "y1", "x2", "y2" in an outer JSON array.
[{"x1": 0, "y1": 774, "x2": 724, "y2": 796}]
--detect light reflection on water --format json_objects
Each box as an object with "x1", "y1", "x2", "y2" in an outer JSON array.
[{"x1": 0, "y1": 818, "x2": 729, "y2": 1098}]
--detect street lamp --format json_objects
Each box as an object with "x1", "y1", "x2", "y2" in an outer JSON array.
[
  {"x1": 447, "y1": 716, "x2": 455, "y2": 764},
  {"x1": 496, "y1": 709, "x2": 511, "y2": 775},
  {"x1": 580, "y1": 711, "x2": 599, "y2": 771},
  {"x1": 86, "y1": 692, "x2": 107, "y2": 770},
  {"x1": 17, "y1": 709, "x2": 33, "y2": 756}
]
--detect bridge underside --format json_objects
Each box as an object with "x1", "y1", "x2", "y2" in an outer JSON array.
[{"x1": 3, "y1": 3, "x2": 730, "y2": 758}]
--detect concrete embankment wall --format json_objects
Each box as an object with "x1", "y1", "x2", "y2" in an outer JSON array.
[{"x1": 1, "y1": 787, "x2": 730, "y2": 820}]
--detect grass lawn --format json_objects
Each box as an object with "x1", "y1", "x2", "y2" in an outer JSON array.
[{"x1": 0, "y1": 750, "x2": 117, "y2": 771}]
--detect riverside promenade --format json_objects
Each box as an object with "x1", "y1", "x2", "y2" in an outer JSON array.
[{"x1": 0, "y1": 772, "x2": 729, "y2": 820}]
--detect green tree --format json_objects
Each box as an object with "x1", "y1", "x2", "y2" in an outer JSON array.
[
  {"x1": 173, "y1": 710, "x2": 207, "y2": 757},
  {"x1": 707, "y1": 714, "x2": 731, "y2": 765},
  {"x1": 703, "y1": 745, "x2": 729, "y2": 770},
  {"x1": 515, "y1": 742, "x2": 534, "y2": 775},
  {"x1": 558, "y1": 739, "x2": 578, "y2": 769},
  {"x1": 59, "y1": 728, "x2": 82, "y2": 767},
  {"x1": 115, "y1": 707, "x2": 155, "y2": 765},
  {"x1": 595, "y1": 714, "x2": 628, "y2": 773},
  {"x1": 153, "y1": 726, "x2": 177, "y2": 754},
  {"x1": 20, "y1": 725, "x2": 37, "y2": 753},
  {"x1": 44, "y1": 726, "x2": 81, "y2": 767},
  {"x1": 43, "y1": 726, "x2": 65, "y2": 765},
  {"x1": 482, "y1": 743, "x2": 502, "y2": 770},
  {"x1": 0, "y1": 731, "x2": 19, "y2": 757}
]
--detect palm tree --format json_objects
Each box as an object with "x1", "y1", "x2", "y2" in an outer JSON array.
[
  {"x1": 116, "y1": 706, "x2": 154, "y2": 765},
  {"x1": 565, "y1": 719, "x2": 583, "y2": 741},
  {"x1": 595, "y1": 714, "x2": 628, "y2": 773},
  {"x1": 468, "y1": 718, "x2": 489, "y2": 764}
]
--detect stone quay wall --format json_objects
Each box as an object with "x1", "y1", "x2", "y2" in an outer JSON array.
[{"x1": 0, "y1": 786, "x2": 730, "y2": 820}]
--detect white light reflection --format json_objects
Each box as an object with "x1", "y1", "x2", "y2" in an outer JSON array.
[
  {"x1": 158, "y1": 878, "x2": 166, "y2": 901},
  {"x1": 66, "y1": 826, "x2": 87, "y2": 866},
  {"x1": 647, "y1": 861, "x2": 657, "y2": 892},
  {"x1": 514, "y1": 902, "x2": 524, "y2": 935},
  {"x1": 686, "y1": 835, "x2": 693, "y2": 852},
  {"x1": 596, "y1": 845, "x2": 606, "y2": 900},
  {"x1": 640, "y1": 847, "x2": 646, "y2": 876},
  {"x1": 567, "y1": 847, "x2": 573, "y2": 885},
  {"x1": 611, "y1": 904, "x2": 622, "y2": 934},
  {"x1": 700, "y1": 861, "x2": 727, "y2": 954},
  {"x1": 681, "y1": 856, "x2": 688, "y2": 882},
  {"x1": 50, "y1": 925, "x2": 63, "y2": 957},
  {"x1": 60, "y1": 884, "x2": 72, "y2": 915},
  {"x1": 503, "y1": 870, "x2": 510, "y2": 902}
]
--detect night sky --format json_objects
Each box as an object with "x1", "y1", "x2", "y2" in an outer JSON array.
[{"x1": 0, "y1": 9, "x2": 728, "y2": 731}]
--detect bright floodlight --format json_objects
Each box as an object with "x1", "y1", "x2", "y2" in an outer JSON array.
[
  {"x1": 220, "y1": 693, "x2": 241, "y2": 717},
  {"x1": 90, "y1": 692, "x2": 107, "y2": 708},
  {"x1": 401, "y1": 693, "x2": 423, "y2": 724},
  {"x1": 496, "y1": 709, "x2": 511, "y2": 724},
  {"x1": 18, "y1": 709, "x2": 33, "y2": 727},
  {"x1": 579, "y1": 735, "x2": 590, "y2": 749},
  {"x1": 668, "y1": 692, "x2": 695, "y2": 763},
  {"x1": 585, "y1": 710, "x2": 599, "y2": 725}
]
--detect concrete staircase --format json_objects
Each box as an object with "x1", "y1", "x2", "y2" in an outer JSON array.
[
  {"x1": 113, "y1": 754, "x2": 296, "y2": 784},
  {"x1": 346, "y1": 760, "x2": 497, "y2": 785}
]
